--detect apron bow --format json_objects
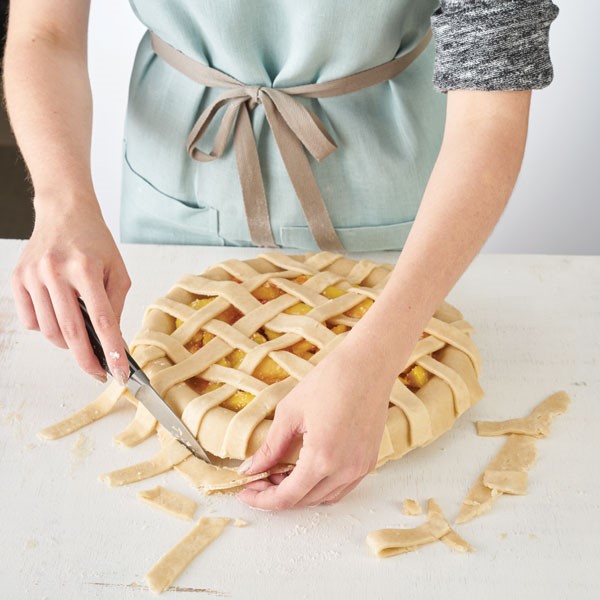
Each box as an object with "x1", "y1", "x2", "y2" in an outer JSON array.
[{"x1": 151, "y1": 30, "x2": 432, "y2": 250}]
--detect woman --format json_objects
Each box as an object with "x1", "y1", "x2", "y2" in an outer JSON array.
[{"x1": 4, "y1": 0, "x2": 559, "y2": 510}]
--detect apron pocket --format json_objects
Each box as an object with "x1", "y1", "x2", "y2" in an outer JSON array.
[
  {"x1": 121, "y1": 148, "x2": 223, "y2": 245},
  {"x1": 280, "y1": 220, "x2": 415, "y2": 252}
]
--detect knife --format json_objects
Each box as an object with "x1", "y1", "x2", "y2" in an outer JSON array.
[{"x1": 77, "y1": 297, "x2": 211, "y2": 464}]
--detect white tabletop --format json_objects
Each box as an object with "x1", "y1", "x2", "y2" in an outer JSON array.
[{"x1": 1, "y1": 239, "x2": 599, "y2": 599}]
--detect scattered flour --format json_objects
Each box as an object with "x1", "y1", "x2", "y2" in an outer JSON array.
[
  {"x1": 233, "y1": 519, "x2": 249, "y2": 528},
  {"x1": 70, "y1": 433, "x2": 95, "y2": 471}
]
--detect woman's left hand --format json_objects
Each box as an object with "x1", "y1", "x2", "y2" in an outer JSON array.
[{"x1": 236, "y1": 343, "x2": 397, "y2": 510}]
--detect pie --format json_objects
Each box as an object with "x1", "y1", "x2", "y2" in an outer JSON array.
[
  {"x1": 40, "y1": 250, "x2": 484, "y2": 487},
  {"x1": 128, "y1": 251, "x2": 483, "y2": 467}
]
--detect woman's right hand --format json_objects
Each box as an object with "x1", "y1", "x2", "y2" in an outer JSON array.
[{"x1": 11, "y1": 199, "x2": 132, "y2": 385}]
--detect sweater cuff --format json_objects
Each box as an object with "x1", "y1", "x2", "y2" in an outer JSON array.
[{"x1": 431, "y1": 0, "x2": 560, "y2": 93}]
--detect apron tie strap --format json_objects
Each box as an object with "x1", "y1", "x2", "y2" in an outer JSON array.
[{"x1": 150, "y1": 29, "x2": 432, "y2": 251}]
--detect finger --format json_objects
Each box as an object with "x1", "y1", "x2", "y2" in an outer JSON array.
[
  {"x1": 293, "y1": 475, "x2": 348, "y2": 508},
  {"x1": 46, "y1": 281, "x2": 106, "y2": 379},
  {"x1": 241, "y1": 469, "x2": 290, "y2": 492},
  {"x1": 242, "y1": 415, "x2": 300, "y2": 476},
  {"x1": 238, "y1": 459, "x2": 325, "y2": 511},
  {"x1": 11, "y1": 280, "x2": 39, "y2": 331},
  {"x1": 78, "y1": 278, "x2": 130, "y2": 385},
  {"x1": 28, "y1": 284, "x2": 68, "y2": 349},
  {"x1": 321, "y1": 478, "x2": 363, "y2": 505},
  {"x1": 268, "y1": 472, "x2": 289, "y2": 485},
  {"x1": 240, "y1": 467, "x2": 292, "y2": 493},
  {"x1": 105, "y1": 267, "x2": 131, "y2": 324},
  {"x1": 241, "y1": 479, "x2": 272, "y2": 493}
]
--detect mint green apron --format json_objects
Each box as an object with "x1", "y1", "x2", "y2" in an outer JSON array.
[{"x1": 121, "y1": 0, "x2": 446, "y2": 252}]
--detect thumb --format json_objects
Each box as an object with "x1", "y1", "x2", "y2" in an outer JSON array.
[{"x1": 239, "y1": 413, "x2": 299, "y2": 476}]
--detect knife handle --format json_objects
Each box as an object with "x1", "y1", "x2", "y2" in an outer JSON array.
[
  {"x1": 77, "y1": 297, "x2": 136, "y2": 380},
  {"x1": 77, "y1": 297, "x2": 111, "y2": 374}
]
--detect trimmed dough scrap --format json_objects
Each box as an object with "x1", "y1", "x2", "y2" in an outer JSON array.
[
  {"x1": 157, "y1": 426, "x2": 295, "y2": 493},
  {"x1": 137, "y1": 486, "x2": 197, "y2": 521},
  {"x1": 458, "y1": 391, "x2": 571, "y2": 523},
  {"x1": 367, "y1": 498, "x2": 473, "y2": 557},
  {"x1": 114, "y1": 402, "x2": 157, "y2": 447},
  {"x1": 100, "y1": 439, "x2": 191, "y2": 487},
  {"x1": 402, "y1": 498, "x2": 422, "y2": 516},
  {"x1": 146, "y1": 516, "x2": 229, "y2": 594},
  {"x1": 456, "y1": 434, "x2": 538, "y2": 524},
  {"x1": 174, "y1": 454, "x2": 294, "y2": 493},
  {"x1": 483, "y1": 470, "x2": 528, "y2": 495},
  {"x1": 37, "y1": 382, "x2": 126, "y2": 440},
  {"x1": 476, "y1": 390, "x2": 570, "y2": 438}
]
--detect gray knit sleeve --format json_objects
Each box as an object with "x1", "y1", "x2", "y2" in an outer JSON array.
[{"x1": 431, "y1": 0, "x2": 560, "y2": 92}]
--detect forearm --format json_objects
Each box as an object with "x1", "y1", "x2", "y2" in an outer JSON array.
[
  {"x1": 348, "y1": 90, "x2": 531, "y2": 379},
  {"x1": 3, "y1": 1, "x2": 97, "y2": 213}
]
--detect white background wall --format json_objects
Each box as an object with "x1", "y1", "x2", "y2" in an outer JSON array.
[{"x1": 88, "y1": 1, "x2": 599, "y2": 255}]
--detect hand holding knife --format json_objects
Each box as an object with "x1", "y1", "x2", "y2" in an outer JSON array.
[{"x1": 77, "y1": 297, "x2": 211, "y2": 464}]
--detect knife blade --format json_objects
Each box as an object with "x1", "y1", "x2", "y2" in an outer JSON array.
[
  {"x1": 126, "y1": 366, "x2": 211, "y2": 463},
  {"x1": 77, "y1": 297, "x2": 211, "y2": 464}
]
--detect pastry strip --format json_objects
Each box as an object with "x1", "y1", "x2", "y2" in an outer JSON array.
[
  {"x1": 131, "y1": 345, "x2": 164, "y2": 370},
  {"x1": 130, "y1": 331, "x2": 191, "y2": 365},
  {"x1": 304, "y1": 251, "x2": 344, "y2": 272},
  {"x1": 367, "y1": 498, "x2": 472, "y2": 558},
  {"x1": 267, "y1": 277, "x2": 329, "y2": 307},
  {"x1": 170, "y1": 297, "x2": 234, "y2": 345},
  {"x1": 417, "y1": 355, "x2": 471, "y2": 415},
  {"x1": 147, "y1": 297, "x2": 196, "y2": 322},
  {"x1": 260, "y1": 251, "x2": 318, "y2": 274},
  {"x1": 367, "y1": 522, "x2": 444, "y2": 558},
  {"x1": 100, "y1": 440, "x2": 191, "y2": 487},
  {"x1": 137, "y1": 485, "x2": 197, "y2": 520},
  {"x1": 146, "y1": 517, "x2": 230, "y2": 594},
  {"x1": 307, "y1": 292, "x2": 370, "y2": 322},
  {"x1": 346, "y1": 259, "x2": 379, "y2": 284},
  {"x1": 476, "y1": 391, "x2": 570, "y2": 438},
  {"x1": 402, "y1": 498, "x2": 422, "y2": 516},
  {"x1": 376, "y1": 426, "x2": 395, "y2": 464},
  {"x1": 220, "y1": 378, "x2": 296, "y2": 457},
  {"x1": 455, "y1": 434, "x2": 538, "y2": 524},
  {"x1": 217, "y1": 258, "x2": 261, "y2": 280},
  {"x1": 403, "y1": 336, "x2": 446, "y2": 371},
  {"x1": 427, "y1": 498, "x2": 474, "y2": 553},
  {"x1": 151, "y1": 337, "x2": 233, "y2": 396},
  {"x1": 389, "y1": 380, "x2": 433, "y2": 447},
  {"x1": 483, "y1": 469, "x2": 528, "y2": 495},
  {"x1": 176, "y1": 276, "x2": 262, "y2": 313},
  {"x1": 269, "y1": 350, "x2": 313, "y2": 381},
  {"x1": 424, "y1": 317, "x2": 482, "y2": 375},
  {"x1": 237, "y1": 332, "x2": 302, "y2": 374},
  {"x1": 181, "y1": 385, "x2": 239, "y2": 437},
  {"x1": 265, "y1": 313, "x2": 335, "y2": 347},
  {"x1": 175, "y1": 458, "x2": 293, "y2": 492},
  {"x1": 202, "y1": 364, "x2": 267, "y2": 395},
  {"x1": 113, "y1": 401, "x2": 157, "y2": 447},
  {"x1": 439, "y1": 529, "x2": 474, "y2": 553},
  {"x1": 38, "y1": 382, "x2": 125, "y2": 440}
]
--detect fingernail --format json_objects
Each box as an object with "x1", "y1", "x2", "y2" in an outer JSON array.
[
  {"x1": 94, "y1": 373, "x2": 108, "y2": 383},
  {"x1": 113, "y1": 368, "x2": 129, "y2": 387},
  {"x1": 237, "y1": 457, "x2": 253, "y2": 474}
]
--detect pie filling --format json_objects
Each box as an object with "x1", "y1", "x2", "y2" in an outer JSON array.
[{"x1": 178, "y1": 276, "x2": 429, "y2": 413}]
